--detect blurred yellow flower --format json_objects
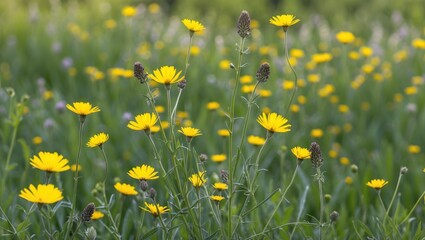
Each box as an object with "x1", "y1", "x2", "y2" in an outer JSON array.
[
  {"x1": 128, "y1": 165, "x2": 159, "y2": 181},
  {"x1": 297, "y1": 95, "x2": 307, "y2": 104},
  {"x1": 189, "y1": 171, "x2": 206, "y2": 188},
  {"x1": 149, "y1": 66, "x2": 184, "y2": 85},
  {"x1": 211, "y1": 154, "x2": 227, "y2": 162},
  {"x1": 217, "y1": 129, "x2": 231, "y2": 137},
  {"x1": 404, "y1": 86, "x2": 418, "y2": 95},
  {"x1": 349, "y1": 51, "x2": 360, "y2": 60},
  {"x1": 345, "y1": 176, "x2": 353, "y2": 185},
  {"x1": 43, "y1": 91, "x2": 53, "y2": 100},
  {"x1": 87, "y1": 132, "x2": 109, "y2": 148},
  {"x1": 32, "y1": 136, "x2": 43, "y2": 145},
  {"x1": 19, "y1": 184, "x2": 63, "y2": 204},
  {"x1": 206, "y1": 101, "x2": 220, "y2": 110},
  {"x1": 360, "y1": 46, "x2": 373, "y2": 57},
  {"x1": 247, "y1": 135, "x2": 266, "y2": 146},
  {"x1": 211, "y1": 195, "x2": 225, "y2": 202},
  {"x1": 122, "y1": 6, "x2": 137, "y2": 17},
  {"x1": 290, "y1": 48, "x2": 304, "y2": 58},
  {"x1": 412, "y1": 38, "x2": 425, "y2": 49},
  {"x1": 307, "y1": 74, "x2": 320, "y2": 83},
  {"x1": 311, "y1": 129, "x2": 324, "y2": 138},
  {"x1": 257, "y1": 112, "x2": 291, "y2": 133},
  {"x1": 30, "y1": 152, "x2": 70, "y2": 173},
  {"x1": 182, "y1": 19, "x2": 206, "y2": 33},
  {"x1": 258, "y1": 89, "x2": 272, "y2": 98},
  {"x1": 213, "y1": 182, "x2": 228, "y2": 191},
  {"x1": 290, "y1": 104, "x2": 299, "y2": 113},
  {"x1": 408, "y1": 145, "x2": 421, "y2": 154},
  {"x1": 104, "y1": 19, "x2": 116, "y2": 29},
  {"x1": 66, "y1": 102, "x2": 100, "y2": 116},
  {"x1": 340, "y1": 157, "x2": 350, "y2": 165},
  {"x1": 336, "y1": 31, "x2": 355, "y2": 44},
  {"x1": 91, "y1": 211, "x2": 105, "y2": 220},
  {"x1": 114, "y1": 183, "x2": 138, "y2": 196},
  {"x1": 338, "y1": 104, "x2": 350, "y2": 113},
  {"x1": 219, "y1": 60, "x2": 231, "y2": 69},
  {"x1": 148, "y1": 3, "x2": 161, "y2": 14},
  {"x1": 362, "y1": 64, "x2": 374, "y2": 74},
  {"x1": 312, "y1": 53, "x2": 333, "y2": 64},
  {"x1": 241, "y1": 84, "x2": 255, "y2": 93},
  {"x1": 318, "y1": 84, "x2": 335, "y2": 98},
  {"x1": 282, "y1": 80, "x2": 295, "y2": 90},
  {"x1": 269, "y1": 14, "x2": 300, "y2": 31},
  {"x1": 240, "y1": 75, "x2": 253, "y2": 84},
  {"x1": 366, "y1": 179, "x2": 388, "y2": 190}
]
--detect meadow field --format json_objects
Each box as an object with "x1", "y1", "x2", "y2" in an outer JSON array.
[{"x1": 1, "y1": 0, "x2": 425, "y2": 239}]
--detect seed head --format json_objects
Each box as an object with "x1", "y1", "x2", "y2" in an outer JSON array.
[
  {"x1": 400, "y1": 166, "x2": 408, "y2": 175},
  {"x1": 140, "y1": 180, "x2": 149, "y2": 192},
  {"x1": 256, "y1": 62, "x2": 271, "y2": 83},
  {"x1": 148, "y1": 188, "x2": 157, "y2": 200},
  {"x1": 134, "y1": 62, "x2": 148, "y2": 84},
  {"x1": 310, "y1": 142, "x2": 323, "y2": 168},
  {"x1": 237, "y1": 11, "x2": 251, "y2": 38},
  {"x1": 81, "y1": 203, "x2": 95, "y2": 222},
  {"x1": 199, "y1": 153, "x2": 208, "y2": 162}
]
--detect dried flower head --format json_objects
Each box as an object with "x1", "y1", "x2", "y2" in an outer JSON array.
[
  {"x1": 310, "y1": 142, "x2": 323, "y2": 168},
  {"x1": 81, "y1": 203, "x2": 95, "y2": 222},
  {"x1": 134, "y1": 62, "x2": 148, "y2": 84},
  {"x1": 256, "y1": 62, "x2": 271, "y2": 83},
  {"x1": 237, "y1": 10, "x2": 251, "y2": 38}
]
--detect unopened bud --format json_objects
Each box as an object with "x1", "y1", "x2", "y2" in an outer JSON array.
[
  {"x1": 81, "y1": 203, "x2": 95, "y2": 222},
  {"x1": 256, "y1": 62, "x2": 271, "y2": 83},
  {"x1": 237, "y1": 10, "x2": 251, "y2": 38},
  {"x1": 330, "y1": 211, "x2": 339, "y2": 223},
  {"x1": 351, "y1": 164, "x2": 358, "y2": 173},
  {"x1": 400, "y1": 166, "x2": 408, "y2": 175},
  {"x1": 140, "y1": 180, "x2": 149, "y2": 192}
]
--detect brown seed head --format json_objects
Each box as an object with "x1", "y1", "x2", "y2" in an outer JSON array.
[{"x1": 237, "y1": 11, "x2": 251, "y2": 38}]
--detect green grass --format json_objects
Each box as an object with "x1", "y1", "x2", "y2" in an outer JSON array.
[{"x1": 1, "y1": 0, "x2": 425, "y2": 239}]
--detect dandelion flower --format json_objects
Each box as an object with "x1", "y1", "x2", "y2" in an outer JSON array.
[
  {"x1": 114, "y1": 182, "x2": 138, "y2": 196},
  {"x1": 91, "y1": 211, "x2": 105, "y2": 220},
  {"x1": 257, "y1": 112, "x2": 291, "y2": 133},
  {"x1": 247, "y1": 135, "x2": 266, "y2": 146},
  {"x1": 408, "y1": 145, "x2": 421, "y2": 154},
  {"x1": 148, "y1": 66, "x2": 184, "y2": 85},
  {"x1": 19, "y1": 184, "x2": 63, "y2": 204},
  {"x1": 87, "y1": 132, "x2": 109, "y2": 148},
  {"x1": 211, "y1": 154, "x2": 227, "y2": 163},
  {"x1": 122, "y1": 6, "x2": 137, "y2": 17},
  {"x1": 206, "y1": 102, "x2": 220, "y2": 110},
  {"x1": 182, "y1": 19, "x2": 205, "y2": 33},
  {"x1": 217, "y1": 129, "x2": 231, "y2": 137},
  {"x1": 128, "y1": 165, "x2": 159, "y2": 181},
  {"x1": 210, "y1": 195, "x2": 225, "y2": 202},
  {"x1": 269, "y1": 14, "x2": 300, "y2": 31},
  {"x1": 30, "y1": 152, "x2": 70, "y2": 173},
  {"x1": 336, "y1": 31, "x2": 356, "y2": 44},
  {"x1": 178, "y1": 127, "x2": 202, "y2": 139},
  {"x1": 66, "y1": 102, "x2": 100, "y2": 116},
  {"x1": 213, "y1": 182, "x2": 228, "y2": 191},
  {"x1": 141, "y1": 202, "x2": 169, "y2": 217},
  {"x1": 366, "y1": 179, "x2": 388, "y2": 190},
  {"x1": 189, "y1": 171, "x2": 206, "y2": 188},
  {"x1": 127, "y1": 113, "x2": 158, "y2": 132},
  {"x1": 291, "y1": 146, "x2": 311, "y2": 160}
]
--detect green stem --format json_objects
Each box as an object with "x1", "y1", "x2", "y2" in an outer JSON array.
[
  {"x1": 378, "y1": 191, "x2": 402, "y2": 238},
  {"x1": 196, "y1": 189, "x2": 203, "y2": 239},
  {"x1": 399, "y1": 191, "x2": 425, "y2": 225},
  {"x1": 283, "y1": 31, "x2": 298, "y2": 116},
  {"x1": 317, "y1": 168, "x2": 324, "y2": 240},
  {"x1": 1, "y1": 122, "x2": 19, "y2": 193},
  {"x1": 385, "y1": 171, "x2": 403, "y2": 218},
  {"x1": 64, "y1": 118, "x2": 85, "y2": 240},
  {"x1": 261, "y1": 163, "x2": 300, "y2": 235},
  {"x1": 227, "y1": 36, "x2": 246, "y2": 238},
  {"x1": 148, "y1": 134, "x2": 167, "y2": 177}
]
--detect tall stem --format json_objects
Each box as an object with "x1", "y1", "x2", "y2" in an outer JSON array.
[
  {"x1": 64, "y1": 118, "x2": 85, "y2": 240},
  {"x1": 283, "y1": 31, "x2": 298, "y2": 116},
  {"x1": 228, "y1": 36, "x2": 245, "y2": 237},
  {"x1": 317, "y1": 168, "x2": 324, "y2": 240},
  {"x1": 1, "y1": 124, "x2": 18, "y2": 194}
]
